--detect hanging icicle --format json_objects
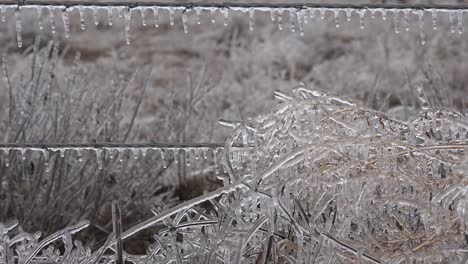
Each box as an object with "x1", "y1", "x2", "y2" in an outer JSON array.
[
  {"x1": 15, "y1": 7, "x2": 22, "y2": 48},
  {"x1": 182, "y1": 11, "x2": 189, "y2": 33},
  {"x1": 458, "y1": 10, "x2": 463, "y2": 34},
  {"x1": 415, "y1": 10, "x2": 426, "y2": 45},
  {"x1": 49, "y1": 7, "x2": 56, "y2": 34},
  {"x1": 93, "y1": 7, "x2": 99, "y2": 26},
  {"x1": 289, "y1": 9, "x2": 296, "y2": 33},
  {"x1": 403, "y1": 9, "x2": 410, "y2": 32},
  {"x1": 431, "y1": 10, "x2": 438, "y2": 31},
  {"x1": 62, "y1": 9, "x2": 70, "y2": 38},
  {"x1": 140, "y1": 7, "x2": 147, "y2": 26},
  {"x1": 450, "y1": 10, "x2": 456, "y2": 33},
  {"x1": 211, "y1": 8, "x2": 216, "y2": 23},
  {"x1": 333, "y1": 9, "x2": 340, "y2": 28},
  {"x1": 152, "y1": 7, "x2": 159, "y2": 28},
  {"x1": 393, "y1": 10, "x2": 400, "y2": 34},
  {"x1": 222, "y1": 7, "x2": 229, "y2": 26},
  {"x1": 38, "y1": 6, "x2": 44, "y2": 30},
  {"x1": 0, "y1": 6, "x2": 6, "y2": 23},
  {"x1": 78, "y1": 6, "x2": 85, "y2": 30},
  {"x1": 107, "y1": 6, "x2": 113, "y2": 26},
  {"x1": 124, "y1": 7, "x2": 131, "y2": 44},
  {"x1": 168, "y1": 7, "x2": 175, "y2": 26},
  {"x1": 249, "y1": 7, "x2": 254, "y2": 31},
  {"x1": 277, "y1": 8, "x2": 284, "y2": 31}
]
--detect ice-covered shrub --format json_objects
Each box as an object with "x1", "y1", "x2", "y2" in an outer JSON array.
[{"x1": 4, "y1": 83, "x2": 468, "y2": 263}]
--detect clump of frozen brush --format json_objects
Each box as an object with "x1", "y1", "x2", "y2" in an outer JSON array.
[{"x1": 3, "y1": 83, "x2": 468, "y2": 263}]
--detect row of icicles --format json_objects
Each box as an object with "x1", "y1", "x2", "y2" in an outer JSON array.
[
  {"x1": 3, "y1": 4, "x2": 468, "y2": 47},
  {"x1": 0, "y1": 146, "x2": 247, "y2": 174}
]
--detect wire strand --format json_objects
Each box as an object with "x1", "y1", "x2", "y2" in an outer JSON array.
[{"x1": 0, "y1": 1, "x2": 467, "y2": 10}]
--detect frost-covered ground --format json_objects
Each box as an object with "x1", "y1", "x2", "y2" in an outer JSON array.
[{"x1": 2, "y1": 0, "x2": 468, "y2": 262}]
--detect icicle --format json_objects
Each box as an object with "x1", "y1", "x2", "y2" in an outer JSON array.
[
  {"x1": 0, "y1": 6, "x2": 6, "y2": 23},
  {"x1": 381, "y1": 9, "x2": 387, "y2": 21},
  {"x1": 60, "y1": 149, "x2": 66, "y2": 158},
  {"x1": 222, "y1": 8, "x2": 229, "y2": 26},
  {"x1": 77, "y1": 148, "x2": 83, "y2": 162},
  {"x1": 249, "y1": 8, "x2": 254, "y2": 31},
  {"x1": 358, "y1": 9, "x2": 366, "y2": 29},
  {"x1": 393, "y1": 10, "x2": 400, "y2": 34},
  {"x1": 173, "y1": 148, "x2": 179, "y2": 164},
  {"x1": 201, "y1": 148, "x2": 207, "y2": 160},
  {"x1": 270, "y1": 9, "x2": 275, "y2": 22},
  {"x1": 450, "y1": 10, "x2": 456, "y2": 33},
  {"x1": 302, "y1": 10, "x2": 308, "y2": 24},
  {"x1": 277, "y1": 9, "x2": 284, "y2": 31},
  {"x1": 124, "y1": 8, "x2": 131, "y2": 45},
  {"x1": 416, "y1": 10, "x2": 426, "y2": 45},
  {"x1": 298, "y1": 11, "x2": 305, "y2": 36},
  {"x1": 431, "y1": 10, "x2": 438, "y2": 30},
  {"x1": 93, "y1": 7, "x2": 99, "y2": 26},
  {"x1": 194, "y1": 149, "x2": 200, "y2": 160},
  {"x1": 118, "y1": 148, "x2": 124, "y2": 163},
  {"x1": 3, "y1": 148, "x2": 10, "y2": 167},
  {"x1": 15, "y1": 8, "x2": 22, "y2": 48},
  {"x1": 142, "y1": 148, "x2": 147, "y2": 157},
  {"x1": 107, "y1": 7, "x2": 113, "y2": 26},
  {"x1": 95, "y1": 149, "x2": 103, "y2": 170},
  {"x1": 62, "y1": 10, "x2": 70, "y2": 38},
  {"x1": 38, "y1": 7, "x2": 44, "y2": 30},
  {"x1": 194, "y1": 7, "x2": 201, "y2": 25},
  {"x1": 169, "y1": 7, "x2": 175, "y2": 26},
  {"x1": 49, "y1": 7, "x2": 56, "y2": 34},
  {"x1": 289, "y1": 9, "x2": 296, "y2": 33},
  {"x1": 41, "y1": 149, "x2": 50, "y2": 172},
  {"x1": 182, "y1": 11, "x2": 188, "y2": 33},
  {"x1": 345, "y1": 8, "x2": 352, "y2": 22},
  {"x1": 185, "y1": 149, "x2": 191, "y2": 167},
  {"x1": 211, "y1": 8, "x2": 216, "y2": 24},
  {"x1": 141, "y1": 7, "x2": 146, "y2": 26},
  {"x1": 131, "y1": 148, "x2": 139, "y2": 160},
  {"x1": 371, "y1": 9, "x2": 376, "y2": 19},
  {"x1": 333, "y1": 9, "x2": 340, "y2": 28},
  {"x1": 152, "y1": 7, "x2": 159, "y2": 28},
  {"x1": 20, "y1": 148, "x2": 27, "y2": 161},
  {"x1": 458, "y1": 10, "x2": 463, "y2": 34},
  {"x1": 160, "y1": 149, "x2": 167, "y2": 168},
  {"x1": 108, "y1": 148, "x2": 114, "y2": 159},
  {"x1": 403, "y1": 9, "x2": 410, "y2": 32},
  {"x1": 319, "y1": 8, "x2": 326, "y2": 20},
  {"x1": 78, "y1": 6, "x2": 85, "y2": 30},
  {"x1": 308, "y1": 8, "x2": 315, "y2": 21}
]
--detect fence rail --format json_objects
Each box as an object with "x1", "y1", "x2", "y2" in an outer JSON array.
[{"x1": 1, "y1": 1, "x2": 468, "y2": 10}]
